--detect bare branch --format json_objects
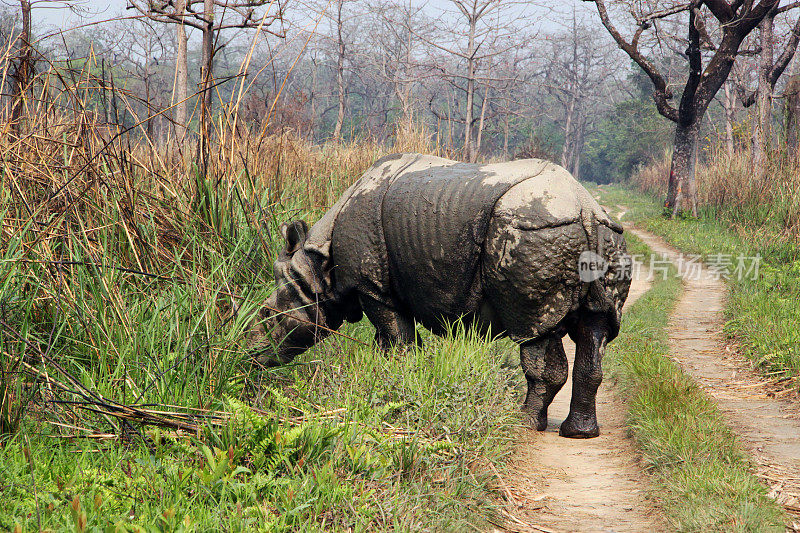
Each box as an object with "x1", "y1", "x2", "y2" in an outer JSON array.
[
  {"x1": 777, "y1": 1, "x2": 800, "y2": 14},
  {"x1": 582, "y1": 0, "x2": 679, "y2": 122}
]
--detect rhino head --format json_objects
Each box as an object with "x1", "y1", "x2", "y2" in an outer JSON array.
[{"x1": 246, "y1": 220, "x2": 342, "y2": 365}]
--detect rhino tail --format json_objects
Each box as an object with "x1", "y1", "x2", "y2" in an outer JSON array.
[{"x1": 580, "y1": 210, "x2": 630, "y2": 341}]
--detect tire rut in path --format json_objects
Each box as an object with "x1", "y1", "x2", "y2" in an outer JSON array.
[
  {"x1": 628, "y1": 226, "x2": 800, "y2": 524},
  {"x1": 502, "y1": 262, "x2": 664, "y2": 533}
]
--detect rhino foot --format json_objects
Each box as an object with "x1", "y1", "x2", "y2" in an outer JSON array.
[
  {"x1": 559, "y1": 413, "x2": 600, "y2": 439},
  {"x1": 522, "y1": 406, "x2": 549, "y2": 431},
  {"x1": 520, "y1": 336, "x2": 568, "y2": 433},
  {"x1": 534, "y1": 411, "x2": 548, "y2": 432}
]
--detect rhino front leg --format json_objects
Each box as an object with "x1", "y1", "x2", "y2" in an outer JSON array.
[
  {"x1": 520, "y1": 335, "x2": 568, "y2": 431},
  {"x1": 560, "y1": 313, "x2": 609, "y2": 438},
  {"x1": 359, "y1": 295, "x2": 416, "y2": 351}
]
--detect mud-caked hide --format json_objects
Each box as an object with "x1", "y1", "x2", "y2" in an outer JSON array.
[{"x1": 301, "y1": 153, "x2": 628, "y2": 342}]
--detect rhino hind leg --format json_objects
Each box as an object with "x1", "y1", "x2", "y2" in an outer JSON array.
[
  {"x1": 560, "y1": 312, "x2": 610, "y2": 438},
  {"x1": 520, "y1": 334, "x2": 569, "y2": 431},
  {"x1": 360, "y1": 295, "x2": 417, "y2": 351}
]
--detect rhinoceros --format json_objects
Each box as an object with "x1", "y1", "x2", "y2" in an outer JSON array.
[{"x1": 247, "y1": 153, "x2": 631, "y2": 438}]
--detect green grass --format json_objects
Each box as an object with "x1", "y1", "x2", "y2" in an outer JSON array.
[
  {"x1": 595, "y1": 184, "x2": 800, "y2": 382},
  {"x1": 603, "y1": 231, "x2": 786, "y2": 531},
  {"x1": 0, "y1": 178, "x2": 522, "y2": 531},
  {"x1": 1, "y1": 324, "x2": 520, "y2": 532}
]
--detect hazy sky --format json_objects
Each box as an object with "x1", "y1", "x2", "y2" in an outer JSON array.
[
  {"x1": 25, "y1": 0, "x2": 800, "y2": 37},
  {"x1": 34, "y1": 0, "x2": 472, "y2": 28},
  {"x1": 34, "y1": 0, "x2": 126, "y2": 29},
  {"x1": 31, "y1": 1, "x2": 591, "y2": 33}
]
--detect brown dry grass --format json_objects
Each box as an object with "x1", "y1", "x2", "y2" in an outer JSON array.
[
  {"x1": 1, "y1": 68, "x2": 441, "y2": 274},
  {"x1": 631, "y1": 146, "x2": 800, "y2": 239}
]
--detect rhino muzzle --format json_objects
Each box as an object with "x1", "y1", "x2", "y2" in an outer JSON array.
[{"x1": 246, "y1": 294, "x2": 335, "y2": 366}]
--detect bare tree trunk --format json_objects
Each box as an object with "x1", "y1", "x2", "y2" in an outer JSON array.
[
  {"x1": 571, "y1": 114, "x2": 586, "y2": 178},
  {"x1": 475, "y1": 85, "x2": 489, "y2": 157},
  {"x1": 666, "y1": 122, "x2": 700, "y2": 217},
  {"x1": 754, "y1": 12, "x2": 775, "y2": 176},
  {"x1": 399, "y1": 6, "x2": 414, "y2": 127},
  {"x1": 201, "y1": 0, "x2": 215, "y2": 114},
  {"x1": 503, "y1": 112, "x2": 510, "y2": 159},
  {"x1": 11, "y1": 0, "x2": 32, "y2": 135},
  {"x1": 144, "y1": 41, "x2": 154, "y2": 139},
  {"x1": 724, "y1": 81, "x2": 736, "y2": 157},
  {"x1": 145, "y1": 76, "x2": 154, "y2": 139},
  {"x1": 561, "y1": 94, "x2": 576, "y2": 169},
  {"x1": 394, "y1": 82, "x2": 412, "y2": 128},
  {"x1": 447, "y1": 89, "x2": 454, "y2": 152},
  {"x1": 309, "y1": 54, "x2": 318, "y2": 142},
  {"x1": 333, "y1": 0, "x2": 346, "y2": 140},
  {"x1": 786, "y1": 74, "x2": 800, "y2": 157},
  {"x1": 174, "y1": 0, "x2": 189, "y2": 138},
  {"x1": 561, "y1": 17, "x2": 580, "y2": 171},
  {"x1": 463, "y1": 10, "x2": 477, "y2": 162},
  {"x1": 463, "y1": 74, "x2": 475, "y2": 160},
  {"x1": 101, "y1": 59, "x2": 109, "y2": 124},
  {"x1": 665, "y1": 7, "x2": 704, "y2": 217},
  {"x1": 403, "y1": 39, "x2": 413, "y2": 126}
]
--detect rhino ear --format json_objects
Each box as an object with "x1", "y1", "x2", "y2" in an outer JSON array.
[{"x1": 280, "y1": 220, "x2": 309, "y2": 255}]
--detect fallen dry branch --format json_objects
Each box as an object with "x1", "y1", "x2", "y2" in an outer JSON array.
[{"x1": 3, "y1": 318, "x2": 231, "y2": 437}]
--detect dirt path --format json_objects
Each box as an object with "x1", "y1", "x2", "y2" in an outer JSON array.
[
  {"x1": 502, "y1": 263, "x2": 665, "y2": 533},
  {"x1": 628, "y1": 226, "x2": 800, "y2": 522}
]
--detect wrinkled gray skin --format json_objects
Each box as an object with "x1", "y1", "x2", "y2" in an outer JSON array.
[{"x1": 247, "y1": 153, "x2": 631, "y2": 438}]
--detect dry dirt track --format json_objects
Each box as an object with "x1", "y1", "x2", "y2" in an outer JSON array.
[
  {"x1": 630, "y1": 227, "x2": 800, "y2": 526},
  {"x1": 501, "y1": 261, "x2": 665, "y2": 533}
]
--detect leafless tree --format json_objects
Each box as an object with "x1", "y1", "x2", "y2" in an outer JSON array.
[
  {"x1": 417, "y1": 0, "x2": 536, "y2": 161},
  {"x1": 3, "y1": 1, "x2": 89, "y2": 133},
  {"x1": 174, "y1": 0, "x2": 189, "y2": 136},
  {"x1": 786, "y1": 72, "x2": 800, "y2": 155},
  {"x1": 331, "y1": 0, "x2": 347, "y2": 139},
  {"x1": 298, "y1": 0, "x2": 363, "y2": 140},
  {"x1": 7, "y1": 0, "x2": 31, "y2": 134},
  {"x1": 715, "y1": 58, "x2": 751, "y2": 157},
  {"x1": 585, "y1": 0, "x2": 780, "y2": 217},
  {"x1": 365, "y1": 0, "x2": 427, "y2": 130},
  {"x1": 107, "y1": 17, "x2": 176, "y2": 139},
  {"x1": 544, "y1": 11, "x2": 620, "y2": 178},
  {"x1": 739, "y1": 3, "x2": 800, "y2": 173},
  {"x1": 128, "y1": 0, "x2": 287, "y2": 147},
  {"x1": 722, "y1": 78, "x2": 737, "y2": 156}
]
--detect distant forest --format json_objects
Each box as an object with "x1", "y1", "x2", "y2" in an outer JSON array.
[{"x1": 1, "y1": 1, "x2": 798, "y2": 186}]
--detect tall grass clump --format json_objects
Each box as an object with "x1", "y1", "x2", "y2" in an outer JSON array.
[{"x1": 0, "y1": 48, "x2": 523, "y2": 531}]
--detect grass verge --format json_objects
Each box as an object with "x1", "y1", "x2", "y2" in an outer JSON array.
[
  {"x1": 1, "y1": 319, "x2": 520, "y2": 532},
  {"x1": 604, "y1": 231, "x2": 786, "y2": 531}
]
